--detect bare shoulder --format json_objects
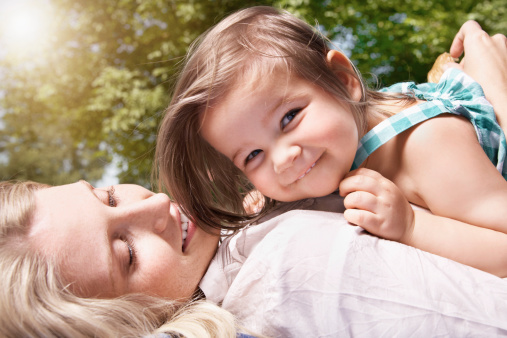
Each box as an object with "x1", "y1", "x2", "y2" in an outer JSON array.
[
  {"x1": 386, "y1": 113, "x2": 477, "y2": 206},
  {"x1": 400, "y1": 113, "x2": 485, "y2": 184},
  {"x1": 403, "y1": 113, "x2": 476, "y2": 149},
  {"x1": 399, "y1": 113, "x2": 507, "y2": 227}
]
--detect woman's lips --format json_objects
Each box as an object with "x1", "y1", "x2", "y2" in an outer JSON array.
[
  {"x1": 182, "y1": 221, "x2": 196, "y2": 252},
  {"x1": 178, "y1": 207, "x2": 196, "y2": 252}
]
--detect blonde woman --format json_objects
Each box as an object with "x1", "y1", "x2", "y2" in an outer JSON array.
[{"x1": 0, "y1": 181, "x2": 244, "y2": 338}]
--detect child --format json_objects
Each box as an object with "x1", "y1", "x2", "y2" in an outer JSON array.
[{"x1": 156, "y1": 6, "x2": 507, "y2": 277}]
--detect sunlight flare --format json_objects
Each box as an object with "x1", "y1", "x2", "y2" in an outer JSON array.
[{"x1": 0, "y1": 1, "x2": 54, "y2": 57}]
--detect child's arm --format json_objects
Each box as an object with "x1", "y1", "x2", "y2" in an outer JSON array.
[
  {"x1": 402, "y1": 114, "x2": 507, "y2": 235},
  {"x1": 339, "y1": 167, "x2": 507, "y2": 278},
  {"x1": 338, "y1": 21, "x2": 507, "y2": 277},
  {"x1": 395, "y1": 113, "x2": 507, "y2": 276},
  {"x1": 447, "y1": 20, "x2": 507, "y2": 130},
  {"x1": 409, "y1": 208, "x2": 507, "y2": 278}
]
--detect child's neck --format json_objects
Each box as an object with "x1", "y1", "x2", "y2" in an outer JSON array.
[{"x1": 361, "y1": 99, "x2": 423, "y2": 173}]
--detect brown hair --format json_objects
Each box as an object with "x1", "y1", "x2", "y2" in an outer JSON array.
[
  {"x1": 0, "y1": 181, "x2": 241, "y2": 337},
  {"x1": 155, "y1": 6, "x2": 410, "y2": 232}
]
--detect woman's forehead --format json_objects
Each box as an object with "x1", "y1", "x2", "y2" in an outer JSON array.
[
  {"x1": 28, "y1": 183, "x2": 117, "y2": 297},
  {"x1": 28, "y1": 182, "x2": 99, "y2": 255}
]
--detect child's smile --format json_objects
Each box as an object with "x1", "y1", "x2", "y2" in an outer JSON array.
[
  {"x1": 298, "y1": 161, "x2": 316, "y2": 180},
  {"x1": 201, "y1": 69, "x2": 361, "y2": 202}
]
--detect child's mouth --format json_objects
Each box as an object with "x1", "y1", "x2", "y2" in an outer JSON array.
[{"x1": 298, "y1": 162, "x2": 316, "y2": 180}]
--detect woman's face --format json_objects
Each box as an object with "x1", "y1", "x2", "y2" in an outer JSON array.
[{"x1": 29, "y1": 181, "x2": 220, "y2": 300}]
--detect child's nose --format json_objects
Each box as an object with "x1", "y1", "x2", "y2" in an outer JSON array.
[{"x1": 273, "y1": 144, "x2": 301, "y2": 174}]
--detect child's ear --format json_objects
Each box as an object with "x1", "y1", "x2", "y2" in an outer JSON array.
[{"x1": 326, "y1": 50, "x2": 363, "y2": 102}]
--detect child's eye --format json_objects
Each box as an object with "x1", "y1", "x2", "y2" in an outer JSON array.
[
  {"x1": 280, "y1": 108, "x2": 302, "y2": 129},
  {"x1": 245, "y1": 149, "x2": 262, "y2": 165},
  {"x1": 108, "y1": 186, "x2": 117, "y2": 207}
]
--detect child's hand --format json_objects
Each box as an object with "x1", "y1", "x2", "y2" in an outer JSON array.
[{"x1": 339, "y1": 168, "x2": 415, "y2": 243}]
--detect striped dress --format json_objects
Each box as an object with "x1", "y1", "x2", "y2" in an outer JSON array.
[{"x1": 352, "y1": 69, "x2": 507, "y2": 179}]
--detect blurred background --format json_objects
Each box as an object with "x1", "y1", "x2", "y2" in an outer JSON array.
[{"x1": 0, "y1": 0, "x2": 504, "y2": 188}]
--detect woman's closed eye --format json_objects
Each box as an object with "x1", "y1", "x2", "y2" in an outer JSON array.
[
  {"x1": 281, "y1": 108, "x2": 302, "y2": 129},
  {"x1": 121, "y1": 235, "x2": 137, "y2": 269}
]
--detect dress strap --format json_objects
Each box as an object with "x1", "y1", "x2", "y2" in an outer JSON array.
[{"x1": 351, "y1": 100, "x2": 450, "y2": 170}]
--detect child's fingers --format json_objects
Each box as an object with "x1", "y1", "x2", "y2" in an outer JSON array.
[
  {"x1": 343, "y1": 190, "x2": 378, "y2": 213},
  {"x1": 339, "y1": 175, "x2": 380, "y2": 197},
  {"x1": 344, "y1": 167, "x2": 384, "y2": 180},
  {"x1": 343, "y1": 208, "x2": 379, "y2": 230},
  {"x1": 339, "y1": 168, "x2": 384, "y2": 197}
]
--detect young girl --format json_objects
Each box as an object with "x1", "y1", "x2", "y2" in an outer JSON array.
[{"x1": 156, "y1": 6, "x2": 507, "y2": 277}]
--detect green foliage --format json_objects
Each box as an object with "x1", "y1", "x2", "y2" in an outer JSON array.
[
  {"x1": 0, "y1": 0, "x2": 504, "y2": 186},
  {"x1": 282, "y1": 0, "x2": 505, "y2": 85}
]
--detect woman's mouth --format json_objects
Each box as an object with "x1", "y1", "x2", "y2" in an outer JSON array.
[
  {"x1": 298, "y1": 162, "x2": 316, "y2": 180},
  {"x1": 178, "y1": 207, "x2": 189, "y2": 247},
  {"x1": 178, "y1": 207, "x2": 197, "y2": 252}
]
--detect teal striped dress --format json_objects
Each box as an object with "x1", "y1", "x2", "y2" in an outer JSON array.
[{"x1": 352, "y1": 69, "x2": 507, "y2": 179}]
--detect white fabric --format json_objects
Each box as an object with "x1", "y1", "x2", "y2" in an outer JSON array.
[{"x1": 200, "y1": 198, "x2": 507, "y2": 337}]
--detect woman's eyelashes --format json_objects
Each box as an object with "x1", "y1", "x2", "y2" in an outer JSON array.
[
  {"x1": 121, "y1": 236, "x2": 137, "y2": 269},
  {"x1": 107, "y1": 186, "x2": 117, "y2": 207},
  {"x1": 280, "y1": 107, "x2": 302, "y2": 129}
]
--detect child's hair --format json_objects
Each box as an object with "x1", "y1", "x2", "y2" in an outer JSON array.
[
  {"x1": 0, "y1": 180, "x2": 240, "y2": 338},
  {"x1": 155, "y1": 6, "x2": 411, "y2": 232}
]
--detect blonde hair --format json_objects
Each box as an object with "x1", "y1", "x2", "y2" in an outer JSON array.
[
  {"x1": 155, "y1": 6, "x2": 411, "y2": 232},
  {"x1": 0, "y1": 181, "x2": 240, "y2": 337}
]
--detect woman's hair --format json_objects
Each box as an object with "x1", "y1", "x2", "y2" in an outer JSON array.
[
  {"x1": 0, "y1": 181, "x2": 239, "y2": 338},
  {"x1": 155, "y1": 5, "x2": 411, "y2": 232}
]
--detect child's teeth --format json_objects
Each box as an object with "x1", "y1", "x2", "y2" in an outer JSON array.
[
  {"x1": 182, "y1": 231, "x2": 187, "y2": 240},
  {"x1": 180, "y1": 213, "x2": 189, "y2": 222},
  {"x1": 298, "y1": 162, "x2": 316, "y2": 180},
  {"x1": 181, "y1": 222, "x2": 188, "y2": 231}
]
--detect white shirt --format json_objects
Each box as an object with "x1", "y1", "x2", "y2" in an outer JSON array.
[{"x1": 200, "y1": 197, "x2": 507, "y2": 337}]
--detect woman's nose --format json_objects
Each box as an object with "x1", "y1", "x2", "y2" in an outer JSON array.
[
  {"x1": 128, "y1": 193, "x2": 172, "y2": 233},
  {"x1": 272, "y1": 144, "x2": 302, "y2": 174}
]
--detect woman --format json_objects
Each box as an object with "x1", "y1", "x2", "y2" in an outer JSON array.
[
  {"x1": 0, "y1": 181, "x2": 241, "y2": 337},
  {"x1": 1, "y1": 20, "x2": 506, "y2": 337}
]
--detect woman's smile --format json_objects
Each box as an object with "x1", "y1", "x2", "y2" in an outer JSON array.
[{"x1": 28, "y1": 181, "x2": 220, "y2": 300}]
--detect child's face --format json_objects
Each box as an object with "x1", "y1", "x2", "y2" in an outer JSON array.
[{"x1": 201, "y1": 70, "x2": 359, "y2": 201}]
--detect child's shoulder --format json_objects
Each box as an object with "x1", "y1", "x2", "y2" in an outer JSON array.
[
  {"x1": 404, "y1": 112, "x2": 475, "y2": 146},
  {"x1": 390, "y1": 113, "x2": 476, "y2": 199}
]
